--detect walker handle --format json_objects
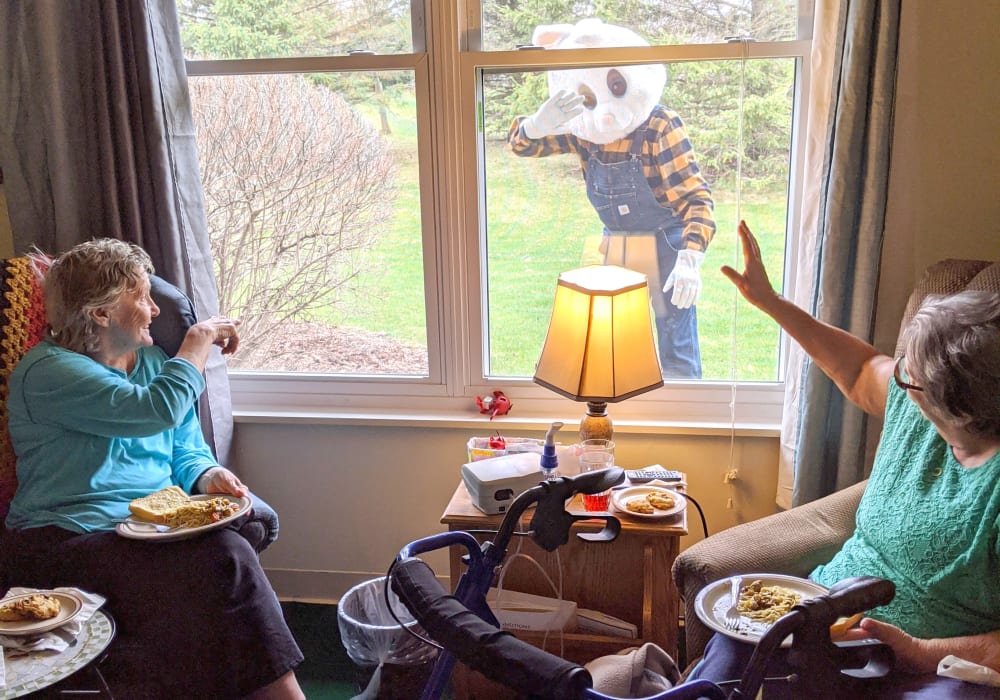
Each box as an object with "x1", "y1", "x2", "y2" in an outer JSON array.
[{"x1": 390, "y1": 556, "x2": 593, "y2": 700}]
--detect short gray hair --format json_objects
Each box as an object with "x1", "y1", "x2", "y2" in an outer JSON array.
[
  {"x1": 904, "y1": 290, "x2": 1000, "y2": 439},
  {"x1": 42, "y1": 239, "x2": 154, "y2": 354}
]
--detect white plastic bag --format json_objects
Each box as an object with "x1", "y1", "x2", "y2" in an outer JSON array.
[{"x1": 337, "y1": 577, "x2": 437, "y2": 699}]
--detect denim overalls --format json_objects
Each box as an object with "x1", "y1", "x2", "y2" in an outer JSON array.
[{"x1": 585, "y1": 127, "x2": 702, "y2": 378}]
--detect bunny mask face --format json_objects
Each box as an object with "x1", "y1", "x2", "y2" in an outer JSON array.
[{"x1": 533, "y1": 18, "x2": 666, "y2": 145}]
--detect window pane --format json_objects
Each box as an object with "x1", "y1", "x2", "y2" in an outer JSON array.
[
  {"x1": 177, "y1": 0, "x2": 413, "y2": 59},
  {"x1": 480, "y1": 0, "x2": 800, "y2": 51},
  {"x1": 482, "y1": 58, "x2": 793, "y2": 381},
  {"x1": 189, "y1": 72, "x2": 428, "y2": 375}
]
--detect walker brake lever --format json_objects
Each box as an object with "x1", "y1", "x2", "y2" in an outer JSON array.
[{"x1": 573, "y1": 513, "x2": 621, "y2": 544}]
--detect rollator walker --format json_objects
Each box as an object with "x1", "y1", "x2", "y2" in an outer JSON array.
[{"x1": 387, "y1": 468, "x2": 894, "y2": 699}]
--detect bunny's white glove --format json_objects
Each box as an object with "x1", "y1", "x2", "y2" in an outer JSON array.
[
  {"x1": 662, "y1": 250, "x2": 705, "y2": 309},
  {"x1": 522, "y1": 89, "x2": 585, "y2": 139}
]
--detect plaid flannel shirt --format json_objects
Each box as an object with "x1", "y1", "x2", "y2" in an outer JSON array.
[{"x1": 508, "y1": 105, "x2": 715, "y2": 251}]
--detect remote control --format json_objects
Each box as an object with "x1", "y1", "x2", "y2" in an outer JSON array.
[{"x1": 626, "y1": 468, "x2": 683, "y2": 483}]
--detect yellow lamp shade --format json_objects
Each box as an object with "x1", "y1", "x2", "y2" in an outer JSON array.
[{"x1": 533, "y1": 265, "x2": 663, "y2": 402}]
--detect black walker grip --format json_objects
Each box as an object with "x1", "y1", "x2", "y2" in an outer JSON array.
[{"x1": 824, "y1": 576, "x2": 896, "y2": 620}]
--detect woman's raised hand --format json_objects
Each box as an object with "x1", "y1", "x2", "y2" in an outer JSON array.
[
  {"x1": 203, "y1": 316, "x2": 241, "y2": 355},
  {"x1": 176, "y1": 316, "x2": 242, "y2": 370},
  {"x1": 720, "y1": 220, "x2": 781, "y2": 312}
]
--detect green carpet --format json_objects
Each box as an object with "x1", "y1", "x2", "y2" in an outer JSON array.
[{"x1": 282, "y1": 601, "x2": 361, "y2": 699}]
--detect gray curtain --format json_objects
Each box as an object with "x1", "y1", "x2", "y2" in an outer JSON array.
[
  {"x1": 792, "y1": 0, "x2": 901, "y2": 506},
  {"x1": 0, "y1": 0, "x2": 233, "y2": 465}
]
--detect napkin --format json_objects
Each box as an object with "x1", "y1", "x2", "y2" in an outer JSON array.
[
  {"x1": 0, "y1": 587, "x2": 106, "y2": 655},
  {"x1": 937, "y1": 655, "x2": 1000, "y2": 687},
  {"x1": 647, "y1": 479, "x2": 686, "y2": 491}
]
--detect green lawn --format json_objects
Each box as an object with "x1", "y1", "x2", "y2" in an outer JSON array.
[{"x1": 335, "y1": 98, "x2": 786, "y2": 381}]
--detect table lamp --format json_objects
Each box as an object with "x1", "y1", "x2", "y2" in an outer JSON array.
[{"x1": 533, "y1": 265, "x2": 664, "y2": 441}]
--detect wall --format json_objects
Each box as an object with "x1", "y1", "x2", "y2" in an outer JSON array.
[
  {"x1": 875, "y1": 1, "x2": 1000, "y2": 351},
  {"x1": 242, "y1": 422, "x2": 780, "y2": 600}
]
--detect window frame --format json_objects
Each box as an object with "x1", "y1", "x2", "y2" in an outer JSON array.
[{"x1": 184, "y1": 2, "x2": 812, "y2": 433}]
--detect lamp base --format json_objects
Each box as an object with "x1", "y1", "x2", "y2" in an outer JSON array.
[{"x1": 580, "y1": 401, "x2": 613, "y2": 442}]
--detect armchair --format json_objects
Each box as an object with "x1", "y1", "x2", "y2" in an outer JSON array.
[{"x1": 672, "y1": 257, "x2": 1000, "y2": 665}]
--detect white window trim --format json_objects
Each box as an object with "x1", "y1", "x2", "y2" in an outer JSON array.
[{"x1": 187, "y1": 3, "x2": 811, "y2": 434}]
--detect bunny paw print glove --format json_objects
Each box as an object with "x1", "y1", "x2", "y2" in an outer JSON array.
[
  {"x1": 663, "y1": 250, "x2": 705, "y2": 309},
  {"x1": 522, "y1": 89, "x2": 585, "y2": 139}
]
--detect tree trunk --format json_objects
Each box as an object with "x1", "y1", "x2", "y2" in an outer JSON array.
[{"x1": 375, "y1": 75, "x2": 391, "y2": 135}]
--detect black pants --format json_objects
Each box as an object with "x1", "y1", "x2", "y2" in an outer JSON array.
[{"x1": 1, "y1": 525, "x2": 303, "y2": 699}]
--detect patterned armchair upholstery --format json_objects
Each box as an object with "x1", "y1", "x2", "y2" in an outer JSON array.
[
  {"x1": 0, "y1": 256, "x2": 278, "y2": 560},
  {"x1": 0, "y1": 257, "x2": 48, "y2": 523},
  {"x1": 672, "y1": 257, "x2": 1000, "y2": 666}
]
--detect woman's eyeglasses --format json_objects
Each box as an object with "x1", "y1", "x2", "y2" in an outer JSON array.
[{"x1": 893, "y1": 355, "x2": 924, "y2": 392}]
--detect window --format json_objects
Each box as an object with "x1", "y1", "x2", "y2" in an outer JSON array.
[{"x1": 179, "y1": 1, "x2": 811, "y2": 426}]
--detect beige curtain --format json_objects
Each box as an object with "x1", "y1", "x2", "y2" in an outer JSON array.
[
  {"x1": 778, "y1": 0, "x2": 901, "y2": 507},
  {"x1": 776, "y1": 0, "x2": 841, "y2": 509}
]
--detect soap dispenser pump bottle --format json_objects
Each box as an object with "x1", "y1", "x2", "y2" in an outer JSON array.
[{"x1": 540, "y1": 421, "x2": 563, "y2": 479}]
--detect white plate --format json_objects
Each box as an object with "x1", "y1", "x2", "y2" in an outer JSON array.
[
  {"x1": 694, "y1": 574, "x2": 828, "y2": 645},
  {"x1": 0, "y1": 590, "x2": 85, "y2": 636},
  {"x1": 611, "y1": 486, "x2": 686, "y2": 519},
  {"x1": 116, "y1": 493, "x2": 252, "y2": 542}
]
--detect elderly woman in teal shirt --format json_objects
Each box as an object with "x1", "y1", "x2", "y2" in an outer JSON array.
[
  {"x1": 686, "y1": 222, "x2": 1000, "y2": 698},
  {"x1": 1, "y1": 239, "x2": 304, "y2": 700},
  {"x1": 7, "y1": 320, "x2": 232, "y2": 532}
]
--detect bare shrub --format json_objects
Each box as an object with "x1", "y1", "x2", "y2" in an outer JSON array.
[{"x1": 189, "y1": 73, "x2": 395, "y2": 368}]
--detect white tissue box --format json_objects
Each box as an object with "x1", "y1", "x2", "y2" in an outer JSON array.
[{"x1": 486, "y1": 588, "x2": 577, "y2": 632}]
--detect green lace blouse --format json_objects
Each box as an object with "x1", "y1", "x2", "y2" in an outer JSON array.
[{"x1": 812, "y1": 381, "x2": 1000, "y2": 639}]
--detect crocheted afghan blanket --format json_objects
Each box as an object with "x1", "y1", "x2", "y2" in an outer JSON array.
[{"x1": 0, "y1": 257, "x2": 47, "y2": 521}]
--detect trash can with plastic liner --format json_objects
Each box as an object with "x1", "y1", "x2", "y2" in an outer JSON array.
[{"x1": 338, "y1": 576, "x2": 438, "y2": 699}]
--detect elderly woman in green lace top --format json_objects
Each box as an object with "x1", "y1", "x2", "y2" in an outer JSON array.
[{"x1": 687, "y1": 221, "x2": 1000, "y2": 698}]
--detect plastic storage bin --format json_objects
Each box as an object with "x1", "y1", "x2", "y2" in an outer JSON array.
[{"x1": 466, "y1": 436, "x2": 544, "y2": 461}]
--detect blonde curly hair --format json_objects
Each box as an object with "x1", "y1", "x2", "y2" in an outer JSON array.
[{"x1": 40, "y1": 239, "x2": 154, "y2": 354}]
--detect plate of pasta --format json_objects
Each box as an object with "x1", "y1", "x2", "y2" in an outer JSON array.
[
  {"x1": 115, "y1": 492, "x2": 252, "y2": 542},
  {"x1": 694, "y1": 574, "x2": 828, "y2": 645}
]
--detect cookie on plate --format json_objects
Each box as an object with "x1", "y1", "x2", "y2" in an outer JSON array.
[
  {"x1": 625, "y1": 497, "x2": 655, "y2": 514},
  {"x1": 0, "y1": 593, "x2": 62, "y2": 621},
  {"x1": 646, "y1": 491, "x2": 675, "y2": 510}
]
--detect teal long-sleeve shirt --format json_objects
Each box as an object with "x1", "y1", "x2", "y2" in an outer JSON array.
[{"x1": 5, "y1": 338, "x2": 218, "y2": 533}]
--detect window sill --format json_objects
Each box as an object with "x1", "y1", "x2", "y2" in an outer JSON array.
[{"x1": 232, "y1": 407, "x2": 780, "y2": 437}]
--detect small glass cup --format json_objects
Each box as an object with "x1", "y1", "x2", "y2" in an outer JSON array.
[
  {"x1": 579, "y1": 450, "x2": 615, "y2": 512},
  {"x1": 580, "y1": 438, "x2": 615, "y2": 457}
]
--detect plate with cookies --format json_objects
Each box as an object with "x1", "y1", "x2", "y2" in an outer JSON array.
[
  {"x1": 612, "y1": 485, "x2": 686, "y2": 519},
  {"x1": 0, "y1": 590, "x2": 85, "y2": 636}
]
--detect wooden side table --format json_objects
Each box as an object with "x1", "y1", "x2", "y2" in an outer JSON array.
[{"x1": 440, "y1": 479, "x2": 687, "y2": 698}]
